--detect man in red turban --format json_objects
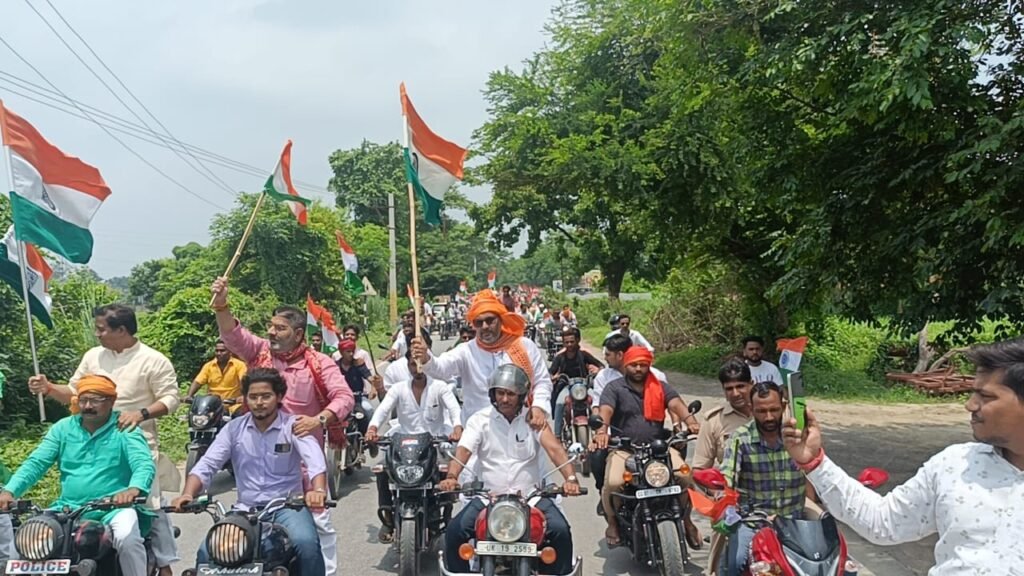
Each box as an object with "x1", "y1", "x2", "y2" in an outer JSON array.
[{"x1": 412, "y1": 290, "x2": 552, "y2": 430}]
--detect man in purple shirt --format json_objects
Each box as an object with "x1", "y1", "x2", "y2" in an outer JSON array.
[{"x1": 172, "y1": 368, "x2": 327, "y2": 575}]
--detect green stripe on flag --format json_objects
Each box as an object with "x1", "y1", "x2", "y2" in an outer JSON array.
[
  {"x1": 345, "y1": 271, "x2": 364, "y2": 295},
  {"x1": 403, "y1": 149, "x2": 443, "y2": 226},
  {"x1": 264, "y1": 175, "x2": 312, "y2": 207},
  {"x1": 0, "y1": 258, "x2": 52, "y2": 328},
  {"x1": 9, "y1": 191, "x2": 95, "y2": 264}
]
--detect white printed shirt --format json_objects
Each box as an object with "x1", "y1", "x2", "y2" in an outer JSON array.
[
  {"x1": 369, "y1": 377, "x2": 461, "y2": 437},
  {"x1": 459, "y1": 406, "x2": 543, "y2": 496},
  {"x1": 748, "y1": 361, "x2": 783, "y2": 385},
  {"x1": 603, "y1": 329, "x2": 655, "y2": 353},
  {"x1": 808, "y1": 443, "x2": 1024, "y2": 575}
]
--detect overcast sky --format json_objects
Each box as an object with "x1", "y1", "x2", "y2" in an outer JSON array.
[{"x1": 0, "y1": 0, "x2": 556, "y2": 278}]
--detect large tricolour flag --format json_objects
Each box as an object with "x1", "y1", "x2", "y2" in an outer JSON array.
[
  {"x1": 0, "y1": 101, "x2": 111, "y2": 263},
  {"x1": 0, "y1": 227, "x2": 53, "y2": 328},
  {"x1": 400, "y1": 83, "x2": 467, "y2": 226},
  {"x1": 336, "y1": 231, "x2": 364, "y2": 295},
  {"x1": 264, "y1": 140, "x2": 311, "y2": 226}
]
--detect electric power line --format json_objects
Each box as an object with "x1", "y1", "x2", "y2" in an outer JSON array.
[
  {"x1": 0, "y1": 32, "x2": 229, "y2": 210},
  {"x1": 0, "y1": 69, "x2": 333, "y2": 197},
  {"x1": 22, "y1": 0, "x2": 239, "y2": 199}
]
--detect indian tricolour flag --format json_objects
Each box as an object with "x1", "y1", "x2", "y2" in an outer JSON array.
[
  {"x1": 264, "y1": 140, "x2": 311, "y2": 226},
  {"x1": 0, "y1": 101, "x2": 111, "y2": 264},
  {"x1": 777, "y1": 336, "x2": 808, "y2": 373},
  {"x1": 400, "y1": 83, "x2": 467, "y2": 226},
  {"x1": 0, "y1": 227, "x2": 53, "y2": 328},
  {"x1": 487, "y1": 269, "x2": 497, "y2": 289},
  {"x1": 306, "y1": 295, "x2": 324, "y2": 340},
  {"x1": 336, "y1": 231, "x2": 364, "y2": 295}
]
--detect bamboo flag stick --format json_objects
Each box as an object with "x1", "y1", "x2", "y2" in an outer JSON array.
[{"x1": 210, "y1": 191, "x2": 266, "y2": 305}]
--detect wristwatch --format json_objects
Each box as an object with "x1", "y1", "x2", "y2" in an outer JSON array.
[
  {"x1": 318, "y1": 414, "x2": 328, "y2": 427},
  {"x1": 566, "y1": 475, "x2": 579, "y2": 484},
  {"x1": 140, "y1": 408, "x2": 150, "y2": 421}
]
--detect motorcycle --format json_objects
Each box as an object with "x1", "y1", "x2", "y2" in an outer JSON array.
[
  {"x1": 324, "y1": 394, "x2": 367, "y2": 500},
  {"x1": 544, "y1": 327, "x2": 562, "y2": 362},
  {"x1": 183, "y1": 395, "x2": 236, "y2": 478},
  {"x1": 693, "y1": 467, "x2": 888, "y2": 576},
  {"x1": 438, "y1": 482, "x2": 588, "y2": 576},
  {"x1": 171, "y1": 495, "x2": 336, "y2": 576},
  {"x1": 555, "y1": 376, "x2": 593, "y2": 477},
  {"x1": 372, "y1": 434, "x2": 456, "y2": 576},
  {"x1": 3, "y1": 496, "x2": 174, "y2": 576},
  {"x1": 589, "y1": 400, "x2": 703, "y2": 576}
]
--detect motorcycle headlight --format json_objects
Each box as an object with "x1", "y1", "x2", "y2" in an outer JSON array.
[
  {"x1": 395, "y1": 464, "x2": 426, "y2": 485},
  {"x1": 15, "y1": 516, "x2": 63, "y2": 561},
  {"x1": 206, "y1": 518, "x2": 254, "y2": 567},
  {"x1": 570, "y1": 383, "x2": 588, "y2": 401},
  {"x1": 644, "y1": 461, "x2": 671, "y2": 488},
  {"x1": 487, "y1": 501, "x2": 527, "y2": 543},
  {"x1": 190, "y1": 414, "x2": 210, "y2": 428}
]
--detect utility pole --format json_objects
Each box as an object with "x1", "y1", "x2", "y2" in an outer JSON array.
[{"x1": 387, "y1": 191, "x2": 398, "y2": 324}]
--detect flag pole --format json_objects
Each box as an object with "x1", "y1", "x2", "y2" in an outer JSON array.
[
  {"x1": 4, "y1": 145, "x2": 45, "y2": 421},
  {"x1": 387, "y1": 191, "x2": 398, "y2": 325},
  {"x1": 402, "y1": 112, "x2": 425, "y2": 350},
  {"x1": 210, "y1": 191, "x2": 266, "y2": 305}
]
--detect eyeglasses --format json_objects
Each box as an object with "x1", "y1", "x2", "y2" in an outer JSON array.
[
  {"x1": 472, "y1": 316, "x2": 500, "y2": 328},
  {"x1": 78, "y1": 395, "x2": 112, "y2": 407}
]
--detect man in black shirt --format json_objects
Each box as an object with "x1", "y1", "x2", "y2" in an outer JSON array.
[
  {"x1": 594, "y1": 346, "x2": 701, "y2": 548},
  {"x1": 549, "y1": 327, "x2": 603, "y2": 434}
]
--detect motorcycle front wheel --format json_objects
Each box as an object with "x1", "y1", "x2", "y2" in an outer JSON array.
[
  {"x1": 184, "y1": 446, "x2": 204, "y2": 478},
  {"x1": 326, "y1": 445, "x2": 344, "y2": 499},
  {"x1": 574, "y1": 425, "x2": 592, "y2": 476},
  {"x1": 398, "y1": 518, "x2": 419, "y2": 576},
  {"x1": 656, "y1": 519, "x2": 686, "y2": 576}
]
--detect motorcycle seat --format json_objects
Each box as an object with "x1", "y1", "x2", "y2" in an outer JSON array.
[{"x1": 772, "y1": 514, "x2": 840, "y2": 561}]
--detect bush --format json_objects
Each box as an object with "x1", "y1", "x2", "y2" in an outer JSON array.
[{"x1": 655, "y1": 345, "x2": 733, "y2": 379}]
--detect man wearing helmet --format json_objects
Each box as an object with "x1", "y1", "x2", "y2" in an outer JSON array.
[
  {"x1": 439, "y1": 364, "x2": 581, "y2": 575},
  {"x1": 412, "y1": 291, "x2": 553, "y2": 429}
]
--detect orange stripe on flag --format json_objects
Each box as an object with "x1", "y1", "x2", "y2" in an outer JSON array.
[
  {"x1": 335, "y1": 231, "x2": 354, "y2": 254},
  {"x1": 688, "y1": 488, "x2": 716, "y2": 517},
  {"x1": 0, "y1": 101, "x2": 111, "y2": 201},
  {"x1": 400, "y1": 83, "x2": 467, "y2": 179},
  {"x1": 777, "y1": 336, "x2": 808, "y2": 353}
]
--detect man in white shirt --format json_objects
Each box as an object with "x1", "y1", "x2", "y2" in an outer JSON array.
[
  {"x1": 366, "y1": 351, "x2": 463, "y2": 542},
  {"x1": 742, "y1": 335, "x2": 783, "y2": 385},
  {"x1": 782, "y1": 338, "x2": 1024, "y2": 575},
  {"x1": 412, "y1": 291, "x2": 552, "y2": 429},
  {"x1": 27, "y1": 304, "x2": 181, "y2": 575},
  {"x1": 438, "y1": 365, "x2": 581, "y2": 575},
  {"x1": 603, "y1": 314, "x2": 655, "y2": 352}
]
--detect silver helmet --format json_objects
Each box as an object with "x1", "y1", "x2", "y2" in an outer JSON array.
[{"x1": 487, "y1": 364, "x2": 530, "y2": 398}]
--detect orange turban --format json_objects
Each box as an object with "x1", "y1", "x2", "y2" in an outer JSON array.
[
  {"x1": 466, "y1": 291, "x2": 533, "y2": 384},
  {"x1": 70, "y1": 374, "x2": 117, "y2": 414},
  {"x1": 622, "y1": 346, "x2": 663, "y2": 421}
]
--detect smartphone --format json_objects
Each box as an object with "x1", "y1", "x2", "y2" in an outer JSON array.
[{"x1": 787, "y1": 371, "x2": 806, "y2": 431}]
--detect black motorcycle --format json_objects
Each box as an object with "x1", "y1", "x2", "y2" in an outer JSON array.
[
  {"x1": 173, "y1": 495, "x2": 336, "y2": 576},
  {"x1": 438, "y1": 482, "x2": 587, "y2": 576},
  {"x1": 589, "y1": 400, "x2": 702, "y2": 576},
  {"x1": 3, "y1": 496, "x2": 172, "y2": 576},
  {"x1": 373, "y1": 434, "x2": 455, "y2": 576},
  {"x1": 544, "y1": 327, "x2": 563, "y2": 362},
  {"x1": 183, "y1": 395, "x2": 235, "y2": 478},
  {"x1": 554, "y1": 376, "x2": 594, "y2": 477},
  {"x1": 324, "y1": 394, "x2": 367, "y2": 499}
]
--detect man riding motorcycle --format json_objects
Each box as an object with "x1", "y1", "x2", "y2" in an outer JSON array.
[
  {"x1": 594, "y1": 347, "x2": 701, "y2": 549},
  {"x1": 548, "y1": 327, "x2": 603, "y2": 438},
  {"x1": 0, "y1": 376, "x2": 157, "y2": 575},
  {"x1": 185, "y1": 339, "x2": 246, "y2": 414},
  {"x1": 172, "y1": 368, "x2": 327, "y2": 575},
  {"x1": 439, "y1": 364, "x2": 581, "y2": 575}
]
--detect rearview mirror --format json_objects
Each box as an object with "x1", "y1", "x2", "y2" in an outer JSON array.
[
  {"x1": 588, "y1": 415, "x2": 605, "y2": 431},
  {"x1": 688, "y1": 400, "x2": 703, "y2": 415}
]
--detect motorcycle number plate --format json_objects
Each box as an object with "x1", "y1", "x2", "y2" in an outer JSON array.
[
  {"x1": 636, "y1": 485, "x2": 682, "y2": 499},
  {"x1": 197, "y1": 564, "x2": 264, "y2": 575},
  {"x1": 475, "y1": 541, "x2": 537, "y2": 557},
  {"x1": 5, "y1": 559, "x2": 71, "y2": 574}
]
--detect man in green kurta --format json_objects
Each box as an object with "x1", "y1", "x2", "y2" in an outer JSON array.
[{"x1": 0, "y1": 375, "x2": 155, "y2": 575}]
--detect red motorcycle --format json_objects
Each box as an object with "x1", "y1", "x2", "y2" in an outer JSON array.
[{"x1": 691, "y1": 467, "x2": 888, "y2": 576}]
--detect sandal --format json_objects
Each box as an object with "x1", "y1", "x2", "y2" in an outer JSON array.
[
  {"x1": 378, "y1": 525, "x2": 395, "y2": 544},
  {"x1": 605, "y1": 527, "x2": 622, "y2": 548}
]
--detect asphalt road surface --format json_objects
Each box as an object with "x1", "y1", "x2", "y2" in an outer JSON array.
[{"x1": 165, "y1": 336, "x2": 917, "y2": 575}]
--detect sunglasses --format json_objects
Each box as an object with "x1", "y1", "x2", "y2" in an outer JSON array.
[
  {"x1": 78, "y1": 395, "x2": 112, "y2": 406},
  {"x1": 472, "y1": 316, "x2": 500, "y2": 328}
]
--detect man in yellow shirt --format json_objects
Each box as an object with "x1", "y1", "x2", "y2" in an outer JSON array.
[{"x1": 186, "y1": 340, "x2": 247, "y2": 413}]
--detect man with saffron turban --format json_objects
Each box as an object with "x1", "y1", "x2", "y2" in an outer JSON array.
[
  {"x1": 412, "y1": 290, "x2": 553, "y2": 430},
  {"x1": 1, "y1": 375, "x2": 156, "y2": 575},
  {"x1": 593, "y1": 346, "x2": 702, "y2": 548}
]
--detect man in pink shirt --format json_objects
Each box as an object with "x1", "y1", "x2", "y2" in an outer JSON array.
[{"x1": 211, "y1": 276, "x2": 352, "y2": 576}]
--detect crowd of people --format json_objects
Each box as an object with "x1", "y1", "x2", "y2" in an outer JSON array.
[{"x1": 0, "y1": 277, "x2": 1022, "y2": 575}]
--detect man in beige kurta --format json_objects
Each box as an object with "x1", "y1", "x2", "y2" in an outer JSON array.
[{"x1": 29, "y1": 304, "x2": 181, "y2": 574}]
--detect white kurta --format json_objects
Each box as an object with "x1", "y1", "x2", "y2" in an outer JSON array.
[
  {"x1": 459, "y1": 407, "x2": 544, "y2": 496},
  {"x1": 423, "y1": 337, "x2": 553, "y2": 425},
  {"x1": 369, "y1": 377, "x2": 462, "y2": 436}
]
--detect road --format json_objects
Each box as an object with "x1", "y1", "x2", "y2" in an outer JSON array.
[{"x1": 164, "y1": 336, "x2": 965, "y2": 575}]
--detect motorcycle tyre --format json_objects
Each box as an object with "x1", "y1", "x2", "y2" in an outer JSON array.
[
  {"x1": 398, "y1": 518, "x2": 419, "y2": 576},
  {"x1": 185, "y1": 446, "x2": 204, "y2": 479},
  {"x1": 656, "y1": 519, "x2": 686, "y2": 576},
  {"x1": 574, "y1": 425, "x2": 592, "y2": 477},
  {"x1": 326, "y1": 445, "x2": 344, "y2": 499}
]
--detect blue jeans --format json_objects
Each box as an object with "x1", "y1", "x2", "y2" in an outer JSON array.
[
  {"x1": 721, "y1": 523, "x2": 756, "y2": 576},
  {"x1": 197, "y1": 507, "x2": 324, "y2": 575}
]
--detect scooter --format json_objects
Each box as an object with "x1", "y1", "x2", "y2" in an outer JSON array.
[{"x1": 692, "y1": 467, "x2": 889, "y2": 576}]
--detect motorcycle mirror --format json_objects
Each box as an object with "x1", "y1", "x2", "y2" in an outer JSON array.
[
  {"x1": 688, "y1": 400, "x2": 702, "y2": 415},
  {"x1": 588, "y1": 415, "x2": 605, "y2": 431},
  {"x1": 856, "y1": 467, "x2": 889, "y2": 488}
]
